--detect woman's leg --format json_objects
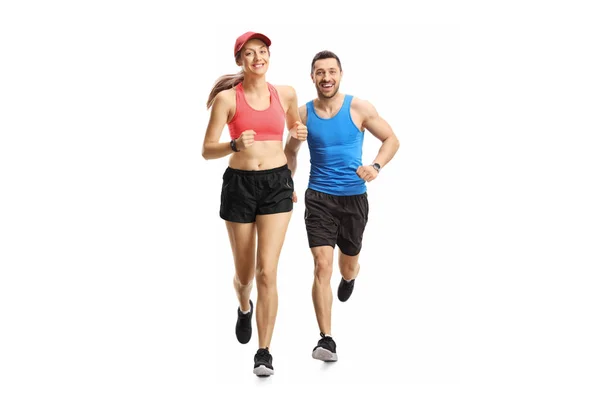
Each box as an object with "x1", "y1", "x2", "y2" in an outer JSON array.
[
  {"x1": 254, "y1": 211, "x2": 292, "y2": 349},
  {"x1": 225, "y1": 221, "x2": 256, "y2": 312}
]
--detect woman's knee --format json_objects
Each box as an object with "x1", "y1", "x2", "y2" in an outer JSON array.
[
  {"x1": 255, "y1": 265, "x2": 277, "y2": 288},
  {"x1": 234, "y1": 261, "x2": 255, "y2": 286},
  {"x1": 234, "y1": 272, "x2": 254, "y2": 287}
]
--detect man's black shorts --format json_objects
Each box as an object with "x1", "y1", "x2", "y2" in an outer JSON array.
[
  {"x1": 304, "y1": 188, "x2": 369, "y2": 256},
  {"x1": 220, "y1": 164, "x2": 294, "y2": 223}
]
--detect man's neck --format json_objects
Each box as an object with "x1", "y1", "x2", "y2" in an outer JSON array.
[{"x1": 315, "y1": 92, "x2": 345, "y2": 113}]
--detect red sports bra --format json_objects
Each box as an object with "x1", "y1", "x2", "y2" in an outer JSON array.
[{"x1": 227, "y1": 83, "x2": 285, "y2": 141}]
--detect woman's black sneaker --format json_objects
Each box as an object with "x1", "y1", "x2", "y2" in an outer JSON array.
[
  {"x1": 235, "y1": 299, "x2": 253, "y2": 344},
  {"x1": 253, "y1": 347, "x2": 274, "y2": 376},
  {"x1": 337, "y1": 278, "x2": 355, "y2": 302},
  {"x1": 312, "y1": 332, "x2": 338, "y2": 362}
]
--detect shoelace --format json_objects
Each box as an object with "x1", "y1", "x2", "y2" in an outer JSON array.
[
  {"x1": 318, "y1": 333, "x2": 334, "y2": 347},
  {"x1": 256, "y1": 348, "x2": 270, "y2": 362}
]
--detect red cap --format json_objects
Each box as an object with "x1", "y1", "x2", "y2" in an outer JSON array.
[{"x1": 234, "y1": 32, "x2": 271, "y2": 56}]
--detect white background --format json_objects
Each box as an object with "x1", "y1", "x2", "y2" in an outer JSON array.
[{"x1": 1, "y1": 1, "x2": 599, "y2": 399}]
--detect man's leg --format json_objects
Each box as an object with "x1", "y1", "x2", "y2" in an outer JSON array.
[
  {"x1": 311, "y1": 245, "x2": 335, "y2": 335},
  {"x1": 311, "y1": 245, "x2": 338, "y2": 361},
  {"x1": 339, "y1": 250, "x2": 360, "y2": 280},
  {"x1": 337, "y1": 250, "x2": 360, "y2": 302},
  {"x1": 305, "y1": 188, "x2": 340, "y2": 361},
  {"x1": 337, "y1": 192, "x2": 369, "y2": 302}
]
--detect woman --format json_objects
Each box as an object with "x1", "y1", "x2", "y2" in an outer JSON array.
[{"x1": 202, "y1": 32, "x2": 307, "y2": 377}]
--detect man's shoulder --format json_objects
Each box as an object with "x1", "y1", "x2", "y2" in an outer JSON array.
[
  {"x1": 349, "y1": 95, "x2": 370, "y2": 108},
  {"x1": 304, "y1": 97, "x2": 318, "y2": 106},
  {"x1": 350, "y1": 96, "x2": 376, "y2": 116},
  {"x1": 298, "y1": 103, "x2": 308, "y2": 123},
  {"x1": 300, "y1": 98, "x2": 318, "y2": 115}
]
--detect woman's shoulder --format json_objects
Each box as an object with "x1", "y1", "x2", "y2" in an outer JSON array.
[
  {"x1": 213, "y1": 87, "x2": 237, "y2": 106},
  {"x1": 271, "y1": 84, "x2": 297, "y2": 101}
]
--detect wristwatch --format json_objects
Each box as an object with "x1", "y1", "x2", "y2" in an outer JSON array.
[
  {"x1": 372, "y1": 163, "x2": 381, "y2": 173},
  {"x1": 230, "y1": 139, "x2": 240, "y2": 152}
]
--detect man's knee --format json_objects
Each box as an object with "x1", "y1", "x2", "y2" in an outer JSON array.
[{"x1": 314, "y1": 254, "x2": 333, "y2": 281}]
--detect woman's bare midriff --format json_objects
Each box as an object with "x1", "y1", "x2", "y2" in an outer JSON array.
[{"x1": 228, "y1": 141, "x2": 288, "y2": 170}]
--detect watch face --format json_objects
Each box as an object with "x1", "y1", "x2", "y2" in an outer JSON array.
[{"x1": 373, "y1": 163, "x2": 381, "y2": 171}]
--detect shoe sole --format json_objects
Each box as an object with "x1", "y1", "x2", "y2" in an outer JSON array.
[
  {"x1": 312, "y1": 347, "x2": 338, "y2": 362},
  {"x1": 253, "y1": 365, "x2": 274, "y2": 376},
  {"x1": 237, "y1": 337, "x2": 251, "y2": 344},
  {"x1": 338, "y1": 294, "x2": 352, "y2": 302}
]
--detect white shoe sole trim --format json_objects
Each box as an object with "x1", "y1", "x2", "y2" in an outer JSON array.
[
  {"x1": 312, "y1": 347, "x2": 338, "y2": 361},
  {"x1": 253, "y1": 365, "x2": 274, "y2": 376}
]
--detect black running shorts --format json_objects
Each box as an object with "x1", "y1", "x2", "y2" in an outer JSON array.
[
  {"x1": 304, "y1": 188, "x2": 369, "y2": 256},
  {"x1": 220, "y1": 164, "x2": 294, "y2": 223}
]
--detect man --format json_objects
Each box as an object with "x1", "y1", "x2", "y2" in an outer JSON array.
[{"x1": 284, "y1": 50, "x2": 400, "y2": 361}]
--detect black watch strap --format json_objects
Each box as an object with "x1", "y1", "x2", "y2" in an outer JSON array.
[{"x1": 230, "y1": 139, "x2": 240, "y2": 152}]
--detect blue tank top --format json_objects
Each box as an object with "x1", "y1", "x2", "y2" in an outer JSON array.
[{"x1": 306, "y1": 95, "x2": 366, "y2": 196}]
